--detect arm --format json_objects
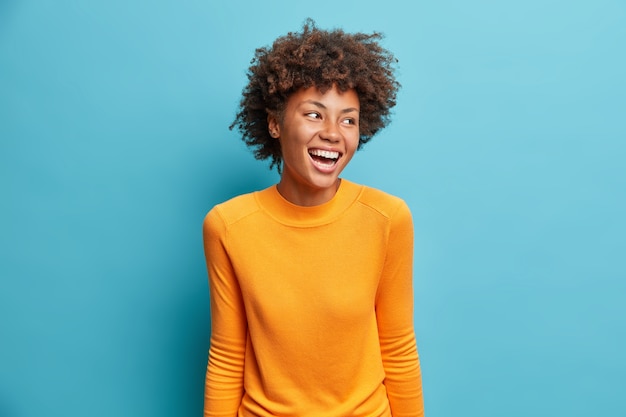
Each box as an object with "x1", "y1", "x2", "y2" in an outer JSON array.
[
  {"x1": 376, "y1": 201, "x2": 425, "y2": 417},
  {"x1": 203, "y1": 208, "x2": 247, "y2": 417}
]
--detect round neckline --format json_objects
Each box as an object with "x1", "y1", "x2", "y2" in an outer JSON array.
[{"x1": 254, "y1": 179, "x2": 363, "y2": 227}]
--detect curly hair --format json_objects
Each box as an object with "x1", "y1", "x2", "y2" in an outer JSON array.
[{"x1": 230, "y1": 19, "x2": 400, "y2": 171}]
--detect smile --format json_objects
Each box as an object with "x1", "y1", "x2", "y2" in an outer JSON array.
[
  {"x1": 308, "y1": 149, "x2": 341, "y2": 169},
  {"x1": 309, "y1": 149, "x2": 341, "y2": 173}
]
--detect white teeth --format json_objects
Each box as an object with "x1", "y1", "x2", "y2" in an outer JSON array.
[{"x1": 309, "y1": 149, "x2": 339, "y2": 160}]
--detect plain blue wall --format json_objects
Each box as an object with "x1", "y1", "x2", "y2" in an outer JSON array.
[{"x1": 1, "y1": 1, "x2": 625, "y2": 416}]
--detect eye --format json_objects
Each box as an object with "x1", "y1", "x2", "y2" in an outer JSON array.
[
  {"x1": 305, "y1": 112, "x2": 321, "y2": 119},
  {"x1": 342, "y1": 118, "x2": 357, "y2": 126}
]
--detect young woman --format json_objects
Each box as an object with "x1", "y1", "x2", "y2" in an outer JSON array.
[{"x1": 203, "y1": 20, "x2": 424, "y2": 417}]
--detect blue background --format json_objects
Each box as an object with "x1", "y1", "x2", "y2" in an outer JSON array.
[{"x1": 1, "y1": 1, "x2": 625, "y2": 416}]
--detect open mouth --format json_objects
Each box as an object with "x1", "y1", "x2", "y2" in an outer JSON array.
[{"x1": 308, "y1": 149, "x2": 340, "y2": 167}]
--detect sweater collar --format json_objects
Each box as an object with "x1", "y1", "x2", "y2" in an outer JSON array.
[{"x1": 254, "y1": 179, "x2": 362, "y2": 227}]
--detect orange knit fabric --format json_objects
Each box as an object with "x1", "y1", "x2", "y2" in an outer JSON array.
[{"x1": 203, "y1": 179, "x2": 424, "y2": 416}]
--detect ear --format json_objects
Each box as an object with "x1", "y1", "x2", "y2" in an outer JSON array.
[{"x1": 267, "y1": 113, "x2": 280, "y2": 138}]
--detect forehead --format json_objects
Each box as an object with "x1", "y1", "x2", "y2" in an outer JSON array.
[{"x1": 285, "y1": 85, "x2": 360, "y2": 110}]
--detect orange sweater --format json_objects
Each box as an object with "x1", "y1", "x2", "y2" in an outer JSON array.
[{"x1": 203, "y1": 179, "x2": 424, "y2": 416}]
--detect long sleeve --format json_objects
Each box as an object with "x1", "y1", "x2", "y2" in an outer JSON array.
[
  {"x1": 203, "y1": 208, "x2": 247, "y2": 416},
  {"x1": 375, "y1": 201, "x2": 425, "y2": 417}
]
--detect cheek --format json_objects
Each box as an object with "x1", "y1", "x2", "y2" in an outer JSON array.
[
  {"x1": 341, "y1": 138, "x2": 360, "y2": 166},
  {"x1": 279, "y1": 134, "x2": 307, "y2": 161},
  {"x1": 347, "y1": 134, "x2": 360, "y2": 154}
]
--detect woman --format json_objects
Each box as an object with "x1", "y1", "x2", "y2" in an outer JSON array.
[{"x1": 203, "y1": 19, "x2": 424, "y2": 416}]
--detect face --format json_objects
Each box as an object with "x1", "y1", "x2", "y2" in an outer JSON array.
[{"x1": 268, "y1": 85, "x2": 360, "y2": 206}]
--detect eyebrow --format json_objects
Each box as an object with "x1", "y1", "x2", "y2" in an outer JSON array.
[{"x1": 302, "y1": 100, "x2": 359, "y2": 114}]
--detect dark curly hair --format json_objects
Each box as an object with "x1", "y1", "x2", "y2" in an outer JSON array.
[{"x1": 230, "y1": 19, "x2": 400, "y2": 171}]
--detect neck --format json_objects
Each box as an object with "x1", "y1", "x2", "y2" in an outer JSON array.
[{"x1": 276, "y1": 179, "x2": 341, "y2": 207}]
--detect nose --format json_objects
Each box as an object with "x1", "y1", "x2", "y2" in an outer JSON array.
[{"x1": 319, "y1": 121, "x2": 341, "y2": 143}]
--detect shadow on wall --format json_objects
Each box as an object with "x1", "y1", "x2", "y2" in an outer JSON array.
[
  {"x1": 0, "y1": 399, "x2": 13, "y2": 417},
  {"x1": 0, "y1": 0, "x2": 17, "y2": 31},
  {"x1": 172, "y1": 139, "x2": 276, "y2": 414},
  {"x1": 167, "y1": 273, "x2": 212, "y2": 414},
  {"x1": 194, "y1": 139, "x2": 278, "y2": 213}
]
